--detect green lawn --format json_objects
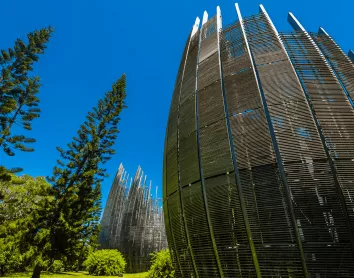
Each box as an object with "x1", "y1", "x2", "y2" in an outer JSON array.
[{"x1": 7, "y1": 272, "x2": 148, "y2": 278}]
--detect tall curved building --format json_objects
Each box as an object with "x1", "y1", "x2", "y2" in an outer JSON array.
[{"x1": 163, "y1": 3, "x2": 354, "y2": 277}]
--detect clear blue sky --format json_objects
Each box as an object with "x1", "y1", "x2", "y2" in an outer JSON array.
[{"x1": 1, "y1": 0, "x2": 353, "y2": 209}]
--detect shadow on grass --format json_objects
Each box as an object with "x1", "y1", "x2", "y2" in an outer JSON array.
[{"x1": 51, "y1": 272, "x2": 90, "y2": 276}]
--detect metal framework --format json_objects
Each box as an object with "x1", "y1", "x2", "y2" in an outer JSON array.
[
  {"x1": 99, "y1": 164, "x2": 167, "y2": 273},
  {"x1": 163, "y1": 3, "x2": 354, "y2": 277},
  {"x1": 311, "y1": 27, "x2": 354, "y2": 106}
]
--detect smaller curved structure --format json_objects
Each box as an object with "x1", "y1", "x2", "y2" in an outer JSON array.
[{"x1": 99, "y1": 163, "x2": 167, "y2": 273}]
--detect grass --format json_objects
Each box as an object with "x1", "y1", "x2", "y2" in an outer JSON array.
[{"x1": 7, "y1": 272, "x2": 148, "y2": 278}]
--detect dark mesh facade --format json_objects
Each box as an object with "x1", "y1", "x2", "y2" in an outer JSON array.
[
  {"x1": 163, "y1": 4, "x2": 354, "y2": 277},
  {"x1": 100, "y1": 164, "x2": 167, "y2": 273}
]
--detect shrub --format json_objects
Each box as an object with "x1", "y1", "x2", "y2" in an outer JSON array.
[
  {"x1": 0, "y1": 239, "x2": 22, "y2": 276},
  {"x1": 147, "y1": 249, "x2": 175, "y2": 278},
  {"x1": 47, "y1": 260, "x2": 64, "y2": 273},
  {"x1": 83, "y1": 249, "x2": 126, "y2": 276}
]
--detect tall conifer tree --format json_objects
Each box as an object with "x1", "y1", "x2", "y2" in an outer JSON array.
[
  {"x1": 0, "y1": 27, "x2": 53, "y2": 182},
  {"x1": 31, "y1": 74, "x2": 127, "y2": 278},
  {"x1": 0, "y1": 27, "x2": 53, "y2": 156}
]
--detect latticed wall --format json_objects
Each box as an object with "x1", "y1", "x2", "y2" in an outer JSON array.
[
  {"x1": 99, "y1": 164, "x2": 167, "y2": 273},
  {"x1": 100, "y1": 163, "x2": 128, "y2": 249},
  {"x1": 163, "y1": 3, "x2": 354, "y2": 277}
]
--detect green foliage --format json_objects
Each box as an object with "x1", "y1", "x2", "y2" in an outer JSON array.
[
  {"x1": 0, "y1": 32, "x2": 127, "y2": 276},
  {"x1": 0, "y1": 239, "x2": 22, "y2": 276},
  {"x1": 24, "y1": 74, "x2": 127, "y2": 277},
  {"x1": 0, "y1": 166, "x2": 11, "y2": 183},
  {"x1": 0, "y1": 175, "x2": 53, "y2": 221},
  {"x1": 47, "y1": 260, "x2": 64, "y2": 273},
  {"x1": 0, "y1": 27, "x2": 53, "y2": 156},
  {"x1": 147, "y1": 250, "x2": 175, "y2": 278},
  {"x1": 83, "y1": 249, "x2": 126, "y2": 276},
  {"x1": 0, "y1": 174, "x2": 53, "y2": 276}
]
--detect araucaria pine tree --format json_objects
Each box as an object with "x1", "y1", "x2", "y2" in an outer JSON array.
[
  {"x1": 30, "y1": 75, "x2": 127, "y2": 278},
  {"x1": 0, "y1": 27, "x2": 53, "y2": 156}
]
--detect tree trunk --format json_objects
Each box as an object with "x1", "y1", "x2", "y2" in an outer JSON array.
[
  {"x1": 31, "y1": 264, "x2": 41, "y2": 278},
  {"x1": 76, "y1": 255, "x2": 82, "y2": 272}
]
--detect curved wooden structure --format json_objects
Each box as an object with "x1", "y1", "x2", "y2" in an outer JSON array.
[
  {"x1": 99, "y1": 164, "x2": 167, "y2": 272},
  {"x1": 163, "y1": 4, "x2": 354, "y2": 277}
]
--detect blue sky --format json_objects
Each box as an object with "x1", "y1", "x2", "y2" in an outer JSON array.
[{"x1": 1, "y1": 0, "x2": 353, "y2": 209}]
